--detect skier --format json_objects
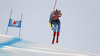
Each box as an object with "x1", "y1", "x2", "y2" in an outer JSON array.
[{"x1": 49, "y1": 9, "x2": 62, "y2": 44}]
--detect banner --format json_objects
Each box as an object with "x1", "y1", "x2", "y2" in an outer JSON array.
[{"x1": 8, "y1": 19, "x2": 21, "y2": 28}]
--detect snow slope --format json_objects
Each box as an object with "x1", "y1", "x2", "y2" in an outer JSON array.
[{"x1": 0, "y1": 34, "x2": 99, "y2": 56}]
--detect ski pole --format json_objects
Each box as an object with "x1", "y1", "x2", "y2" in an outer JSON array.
[{"x1": 53, "y1": 0, "x2": 57, "y2": 11}]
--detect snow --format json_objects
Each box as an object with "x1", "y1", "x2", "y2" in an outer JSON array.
[{"x1": 0, "y1": 34, "x2": 99, "y2": 56}]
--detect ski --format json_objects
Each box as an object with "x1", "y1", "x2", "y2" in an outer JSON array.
[
  {"x1": 56, "y1": 37, "x2": 58, "y2": 43},
  {"x1": 52, "y1": 37, "x2": 55, "y2": 44}
]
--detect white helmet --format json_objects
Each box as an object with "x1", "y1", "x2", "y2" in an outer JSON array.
[{"x1": 56, "y1": 9, "x2": 61, "y2": 13}]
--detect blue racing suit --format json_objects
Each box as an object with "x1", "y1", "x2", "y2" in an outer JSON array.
[{"x1": 49, "y1": 11, "x2": 62, "y2": 37}]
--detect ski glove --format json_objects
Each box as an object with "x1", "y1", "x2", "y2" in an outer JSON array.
[
  {"x1": 49, "y1": 22, "x2": 54, "y2": 30},
  {"x1": 51, "y1": 26, "x2": 54, "y2": 30}
]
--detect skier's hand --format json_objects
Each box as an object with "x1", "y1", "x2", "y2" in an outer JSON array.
[{"x1": 51, "y1": 27, "x2": 54, "y2": 30}]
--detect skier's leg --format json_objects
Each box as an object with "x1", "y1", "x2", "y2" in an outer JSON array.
[
  {"x1": 57, "y1": 20, "x2": 61, "y2": 37},
  {"x1": 56, "y1": 20, "x2": 61, "y2": 43},
  {"x1": 53, "y1": 23, "x2": 57, "y2": 37},
  {"x1": 52, "y1": 22, "x2": 57, "y2": 44},
  {"x1": 51, "y1": 21, "x2": 57, "y2": 37}
]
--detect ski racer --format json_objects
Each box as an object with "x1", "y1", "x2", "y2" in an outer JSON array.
[{"x1": 49, "y1": 9, "x2": 62, "y2": 44}]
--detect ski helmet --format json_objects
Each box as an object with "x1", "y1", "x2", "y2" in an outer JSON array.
[{"x1": 56, "y1": 9, "x2": 61, "y2": 13}]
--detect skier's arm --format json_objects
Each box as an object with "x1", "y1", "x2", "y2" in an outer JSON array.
[
  {"x1": 49, "y1": 13, "x2": 54, "y2": 29},
  {"x1": 49, "y1": 22, "x2": 53, "y2": 28},
  {"x1": 59, "y1": 13, "x2": 62, "y2": 17},
  {"x1": 60, "y1": 13, "x2": 62, "y2": 17}
]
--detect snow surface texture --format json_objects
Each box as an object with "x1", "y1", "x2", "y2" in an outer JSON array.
[{"x1": 0, "y1": 34, "x2": 99, "y2": 56}]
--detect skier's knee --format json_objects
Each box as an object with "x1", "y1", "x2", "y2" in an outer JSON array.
[{"x1": 53, "y1": 32, "x2": 56, "y2": 37}]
